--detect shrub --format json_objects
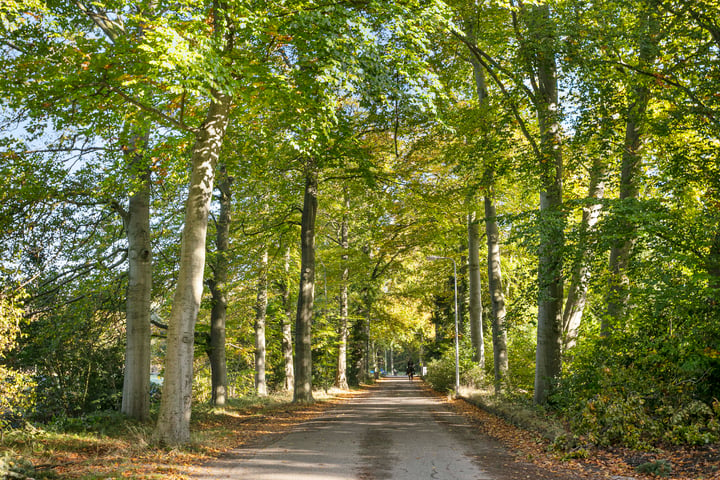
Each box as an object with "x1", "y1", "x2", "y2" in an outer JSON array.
[
  {"x1": 0, "y1": 292, "x2": 36, "y2": 429},
  {"x1": 663, "y1": 400, "x2": 720, "y2": 445},
  {"x1": 425, "y1": 353, "x2": 456, "y2": 393},
  {"x1": 0, "y1": 450, "x2": 57, "y2": 479},
  {"x1": 555, "y1": 324, "x2": 720, "y2": 448},
  {"x1": 461, "y1": 365, "x2": 486, "y2": 389},
  {"x1": 636, "y1": 460, "x2": 672, "y2": 477},
  {"x1": 18, "y1": 306, "x2": 125, "y2": 421},
  {"x1": 574, "y1": 390, "x2": 654, "y2": 449}
]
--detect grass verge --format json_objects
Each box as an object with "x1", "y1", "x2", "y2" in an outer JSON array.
[{"x1": 0, "y1": 388, "x2": 360, "y2": 479}]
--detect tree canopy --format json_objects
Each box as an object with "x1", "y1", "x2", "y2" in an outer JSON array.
[{"x1": 1, "y1": 0, "x2": 719, "y2": 449}]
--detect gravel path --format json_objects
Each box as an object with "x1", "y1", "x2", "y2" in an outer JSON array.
[{"x1": 190, "y1": 377, "x2": 583, "y2": 480}]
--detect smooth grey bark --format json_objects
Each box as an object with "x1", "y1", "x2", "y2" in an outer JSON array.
[
  {"x1": 464, "y1": 18, "x2": 508, "y2": 391},
  {"x1": 458, "y1": 256, "x2": 468, "y2": 335},
  {"x1": 467, "y1": 212, "x2": 485, "y2": 369},
  {"x1": 561, "y1": 157, "x2": 606, "y2": 352},
  {"x1": 155, "y1": 92, "x2": 231, "y2": 445},
  {"x1": 120, "y1": 129, "x2": 152, "y2": 421},
  {"x1": 254, "y1": 248, "x2": 268, "y2": 397},
  {"x1": 335, "y1": 204, "x2": 350, "y2": 390},
  {"x1": 354, "y1": 287, "x2": 373, "y2": 384},
  {"x1": 362, "y1": 294, "x2": 372, "y2": 383},
  {"x1": 604, "y1": 101, "x2": 649, "y2": 332},
  {"x1": 710, "y1": 229, "x2": 720, "y2": 292},
  {"x1": 459, "y1": 4, "x2": 563, "y2": 402},
  {"x1": 484, "y1": 194, "x2": 508, "y2": 392},
  {"x1": 208, "y1": 165, "x2": 232, "y2": 406},
  {"x1": 370, "y1": 342, "x2": 380, "y2": 378},
  {"x1": 525, "y1": 4, "x2": 565, "y2": 405},
  {"x1": 389, "y1": 344, "x2": 395, "y2": 374},
  {"x1": 281, "y1": 246, "x2": 295, "y2": 391},
  {"x1": 604, "y1": 8, "x2": 658, "y2": 335},
  {"x1": 293, "y1": 160, "x2": 318, "y2": 403},
  {"x1": 77, "y1": 0, "x2": 155, "y2": 424}
]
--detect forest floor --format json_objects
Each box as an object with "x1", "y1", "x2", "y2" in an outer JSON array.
[
  {"x1": 1, "y1": 381, "x2": 718, "y2": 479},
  {"x1": 444, "y1": 389, "x2": 720, "y2": 480}
]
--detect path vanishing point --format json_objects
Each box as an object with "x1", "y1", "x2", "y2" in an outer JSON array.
[{"x1": 191, "y1": 377, "x2": 583, "y2": 480}]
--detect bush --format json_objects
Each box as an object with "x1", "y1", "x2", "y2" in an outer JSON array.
[
  {"x1": 461, "y1": 365, "x2": 485, "y2": 389},
  {"x1": 425, "y1": 352, "x2": 457, "y2": 393},
  {"x1": 17, "y1": 306, "x2": 125, "y2": 421},
  {"x1": 663, "y1": 400, "x2": 720, "y2": 445},
  {"x1": 0, "y1": 450, "x2": 57, "y2": 479},
  {"x1": 574, "y1": 390, "x2": 654, "y2": 449},
  {"x1": 0, "y1": 292, "x2": 36, "y2": 429},
  {"x1": 555, "y1": 330, "x2": 720, "y2": 448},
  {"x1": 636, "y1": 460, "x2": 672, "y2": 478}
]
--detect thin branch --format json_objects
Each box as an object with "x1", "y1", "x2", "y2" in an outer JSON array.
[
  {"x1": 611, "y1": 60, "x2": 720, "y2": 128},
  {"x1": 104, "y1": 83, "x2": 196, "y2": 133},
  {"x1": 151, "y1": 317, "x2": 168, "y2": 329},
  {"x1": 23, "y1": 146, "x2": 107, "y2": 155},
  {"x1": 24, "y1": 294, "x2": 88, "y2": 318},
  {"x1": 75, "y1": 0, "x2": 125, "y2": 43},
  {"x1": 235, "y1": 207, "x2": 298, "y2": 236},
  {"x1": 451, "y1": 31, "x2": 541, "y2": 159}
]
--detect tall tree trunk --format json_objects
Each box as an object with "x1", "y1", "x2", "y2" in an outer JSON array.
[
  {"x1": 389, "y1": 344, "x2": 394, "y2": 374},
  {"x1": 363, "y1": 296, "x2": 372, "y2": 383},
  {"x1": 254, "y1": 248, "x2": 268, "y2": 397},
  {"x1": 458, "y1": 255, "x2": 468, "y2": 335},
  {"x1": 335, "y1": 202, "x2": 350, "y2": 390},
  {"x1": 485, "y1": 194, "x2": 508, "y2": 392},
  {"x1": 604, "y1": 97, "x2": 649, "y2": 333},
  {"x1": 467, "y1": 211, "x2": 485, "y2": 369},
  {"x1": 526, "y1": 4, "x2": 565, "y2": 405},
  {"x1": 465, "y1": 18, "x2": 508, "y2": 392},
  {"x1": 281, "y1": 246, "x2": 295, "y2": 391},
  {"x1": 355, "y1": 289, "x2": 373, "y2": 384},
  {"x1": 81, "y1": 0, "x2": 157, "y2": 423},
  {"x1": 155, "y1": 93, "x2": 231, "y2": 445},
  {"x1": 293, "y1": 159, "x2": 318, "y2": 403},
  {"x1": 208, "y1": 165, "x2": 232, "y2": 406},
  {"x1": 709, "y1": 227, "x2": 720, "y2": 293},
  {"x1": 121, "y1": 129, "x2": 152, "y2": 421},
  {"x1": 562, "y1": 157, "x2": 606, "y2": 352},
  {"x1": 604, "y1": 8, "x2": 657, "y2": 335}
]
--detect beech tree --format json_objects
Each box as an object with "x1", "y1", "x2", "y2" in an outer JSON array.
[
  {"x1": 4, "y1": 0, "x2": 720, "y2": 454},
  {"x1": 207, "y1": 165, "x2": 232, "y2": 406},
  {"x1": 254, "y1": 247, "x2": 269, "y2": 397},
  {"x1": 604, "y1": 3, "x2": 661, "y2": 334}
]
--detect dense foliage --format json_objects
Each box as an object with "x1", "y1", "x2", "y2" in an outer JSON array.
[{"x1": 1, "y1": 0, "x2": 718, "y2": 450}]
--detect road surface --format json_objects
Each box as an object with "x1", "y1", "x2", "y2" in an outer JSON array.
[{"x1": 191, "y1": 377, "x2": 580, "y2": 480}]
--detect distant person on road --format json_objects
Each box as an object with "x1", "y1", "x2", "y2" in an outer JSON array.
[{"x1": 406, "y1": 360, "x2": 415, "y2": 380}]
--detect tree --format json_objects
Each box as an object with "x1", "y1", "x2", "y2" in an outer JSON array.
[
  {"x1": 293, "y1": 159, "x2": 318, "y2": 403},
  {"x1": 463, "y1": 9, "x2": 508, "y2": 388},
  {"x1": 604, "y1": 2, "x2": 660, "y2": 334},
  {"x1": 118, "y1": 124, "x2": 153, "y2": 420},
  {"x1": 451, "y1": 0, "x2": 565, "y2": 402},
  {"x1": 155, "y1": 92, "x2": 232, "y2": 443},
  {"x1": 207, "y1": 165, "x2": 232, "y2": 406},
  {"x1": 466, "y1": 211, "x2": 485, "y2": 368},
  {"x1": 335, "y1": 193, "x2": 350, "y2": 390},
  {"x1": 254, "y1": 246, "x2": 269, "y2": 397},
  {"x1": 280, "y1": 245, "x2": 295, "y2": 391}
]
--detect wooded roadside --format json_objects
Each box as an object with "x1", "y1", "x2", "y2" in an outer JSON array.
[{"x1": 2, "y1": 382, "x2": 717, "y2": 479}]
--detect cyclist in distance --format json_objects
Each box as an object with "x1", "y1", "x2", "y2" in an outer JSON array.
[{"x1": 406, "y1": 360, "x2": 415, "y2": 380}]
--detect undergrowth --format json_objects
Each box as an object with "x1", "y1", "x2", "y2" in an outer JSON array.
[{"x1": 0, "y1": 389, "x2": 344, "y2": 479}]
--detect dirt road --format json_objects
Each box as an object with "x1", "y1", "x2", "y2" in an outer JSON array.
[{"x1": 191, "y1": 377, "x2": 582, "y2": 480}]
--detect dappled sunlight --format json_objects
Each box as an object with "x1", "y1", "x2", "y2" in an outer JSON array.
[{"x1": 192, "y1": 377, "x2": 492, "y2": 480}]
